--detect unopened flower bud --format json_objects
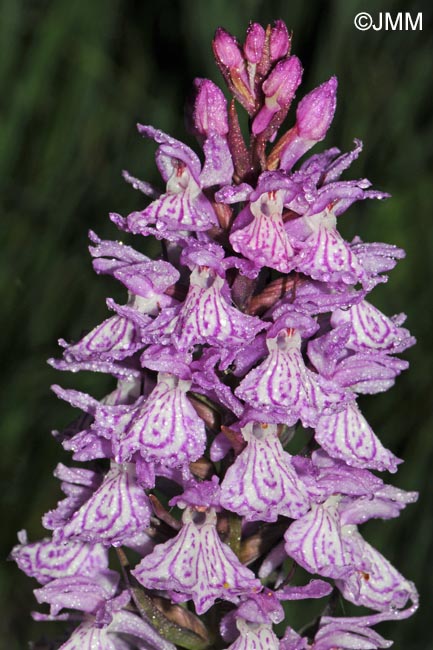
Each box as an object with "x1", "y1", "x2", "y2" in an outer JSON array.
[
  {"x1": 262, "y1": 56, "x2": 302, "y2": 105},
  {"x1": 252, "y1": 56, "x2": 302, "y2": 135},
  {"x1": 278, "y1": 76, "x2": 338, "y2": 170},
  {"x1": 244, "y1": 22, "x2": 266, "y2": 64},
  {"x1": 213, "y1": 27, "x2": 244, "y2": 68},
  {"x1": 270, "y1": 20, "x2": 291, "y2": 60},
  {"x1": 193, "y1": 78, "x2": 229, "y2": 136},
  {"x1": 296, "y1": 76, "x2": 337, "y2": 140},
  {"x1": 213, "y1": 27, "x2": 254, "y2": 114}
]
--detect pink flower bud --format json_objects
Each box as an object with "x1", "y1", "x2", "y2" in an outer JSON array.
[
  {"x1": 270, "y1": 20, "x2": 291, "y2": 61},
  {"x1": 193, "y1": 78, "x2": 229, "y2": 136},
  {"x1": 262, "y1": 56, "x2": 302, "y2": 105},
  {"x1": 244, "y1": 22, "x2": 266, "y2": 64},
  {"x1": 252, "y1": 56, "x2": 302, "y2": 135},
  {"x1": 213, "y1": 27, "x2": 244, "y2": 68},
  {"x1": 296, "y1": 76, "x2": 338, "y2": 141}
]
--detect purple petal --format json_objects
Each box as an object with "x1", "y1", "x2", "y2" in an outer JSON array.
[
  {"x1": 43, "y1": 464, "x2": 102, "y2": 531},
  {"x1": 340, "y1": 486, "x2": 418, "y2": 526},
  {"x1": 321, "y1": 139, "x2": 363, "y2": 183},
  {"x1": 128, "y1": 179, "x2": 217, "y2": 235},
  {"x1": 200, "y1": 133, "x2": 234, "y2": 186},
  {"x1": 277, "y1": 579, "x2": 333, "y2": 600},
  {"x1": 279, "y1": 626, "x2": 308, "y2": 650},
  {"x1": 132, "y1": 508, "x2": 261, "y2": 614},
  {"x1": 244, "y1": 23, "x2": 266, "y2": 64},
  {"x1": 220, "y1": 423, "x2": 309, "y2": 521},
  {"x1": 314, "y1": 618, "x2": 393, "y2": 650},
  {"x1": 57, "y1": 622, "x2": 120, "y2": 650},
  {"x1": 108, "y1": 373, "x2": 206, "y2": 467},
  {"x1": 331, "y1": 301, "x2": 415, "y2": 354},
  {"x1": 49, "y1": 357, "x2": 141, "y2": 381},
  {"x1": 121, "y1": 170, "x2": 160, "y2": 198},
  {"x1": 89, "y1": 231, "x2": 150, "y2": 270},
  {"x1": 191, "y1": 349, "x2": 244, "y2": 416},
  {"x1": 140, "y1": 344, "x2": 192, "y2": 379},
  {"x1": 137, "y1": 123, "x2": 202, "y2": 179},
  {"x1": 290, "y1": 279, "x2": 365, "y2": 315},
  {"x1": 230, "y1": 191, "x2": 295, "y2": 273},
  {"x1": 215, "y1": 183, "x2": 253, "y2": 204},
  {"x1": 54, "y1": 464, "x2": 151, "y2": 547},
  {"x1": 337, "y1": 526, "x2": 418, "y2": 611},
  {"x1": 236, "y1": 589, "x2": 285, "y2": 624},
  {"x1": 34, "y1": 570, "x2": 119, "y2": 616},
  {"x1": 310, "y1": 450, "x2": 384, "y2": 496},
  {"x1": 210, "y1": 431, "x2": 232, "y2": 461},
  {"x1": 62, "y1": 429, "x2": 111, "y2": 461},
  {"x1": 173, "y1": 268, "x2": 264, "y2": 350},
  {"x1": 10, "y1": 534, "x2": 108, "y2": 585},
  {"x1": 258, "y1": 541, "x2": 287, "y2": 579},
  {"x1": 284, "y1": 498, "x2": 350, "y2": 579},
  {"x1": 112, "y1": 260, "x2": 180, "y2": 299},
  {"x1": 330, "y1": 352, "x2": 409, "y2": 394},
  {"x1": 226, "y1": 619, "x2": 280, "y2": 649},
  {"x1": 236, "y1": 329, "x2": 338, "y2": 428},
  {"x1": 52, "y1": 386, "x2": 99, "y2": 416},
  {"x1": 351, "y1": 238, "x2": 405, "y2": 286},
  {"x1": 170, "y1": 476, "x2": 221, "y2": 510},
  {"x1": 193, "y1": 78, "x2": 229, "y2": 136},
  {"x1": 109, "y1": 609, "x2": 177, "y2": 650},
  {"x1": 295, "y1": 212, "x2": 366, "y2": 285},
  {"x1": 58, "y1": 316, "x2": 142, "y2": 363},
  {"x1": 315, "y1": 401, "x2": 401, "y2": 472}
]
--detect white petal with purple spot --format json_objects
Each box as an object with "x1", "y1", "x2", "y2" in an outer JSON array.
[{"x1": 337, "y1": 525, "x2": 418, "y2": 612}]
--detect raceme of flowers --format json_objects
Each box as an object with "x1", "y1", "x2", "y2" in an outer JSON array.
[{"x1": 11, "y1": 20, "x2": 418, "y2": 650}]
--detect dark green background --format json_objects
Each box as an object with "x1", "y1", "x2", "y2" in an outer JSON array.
[{"x1": 1, "y1": 0, "x2": 432, "y2": 648}]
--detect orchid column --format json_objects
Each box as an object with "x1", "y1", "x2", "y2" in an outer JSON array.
[{"x1": 12, "y1": 20, "x2": 418, "y2": 650}]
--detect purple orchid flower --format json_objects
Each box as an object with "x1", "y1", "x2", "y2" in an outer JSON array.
[{"x1": 13, "y1": 19, "x2": 417, "y2": 650}]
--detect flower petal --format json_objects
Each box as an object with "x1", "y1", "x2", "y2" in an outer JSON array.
[
  {"x1": 110, "y1": 373, "x2": 206, "y2": 467},
  {"x1": 10, "y1": 535, "x2": 108, "y2": 585},
  {"x1": 236, "y1": 329, "x2": 336, "y2": 427},
  {"x1": 34, "y1": 570, "x2": 119, "y2": 616},
  {"x1": 284, "y1": 498, "x2": 349, "y2": 579},
  {"x1": 132, "y1": 508, "x2": 261, "y2": 614},
  {"x1": 315, "y1": 401, "x2": 401, "y2": 472},
  {"x1": 226, "y1": 619, "x2": 280, "y2": 650},
  {"x1": 337, "y1": 526, "x2": 418, "y2": 612},
  {"x1": 220, "y1": 423, "x2": 309, "y2": 521},
  {"x1": 230, "y1": 191, "x2": 295, "y2": 273},
  {"x1": 331, "y1": 300, "x2": 415, "y2": 353},
  {"x1": 295, "y1": 212, "x2": 366, "y2": 285},
  {"x1": 173, "y1": 268, "x2": 264, "y2": 350},
  {"x1": 54, "y1": 465, "x2": 151, "y2": 547}
]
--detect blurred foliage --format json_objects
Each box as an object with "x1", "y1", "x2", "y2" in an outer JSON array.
[{"x1": 1, "y1": 0, "x2": 432, "y2": 647}]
